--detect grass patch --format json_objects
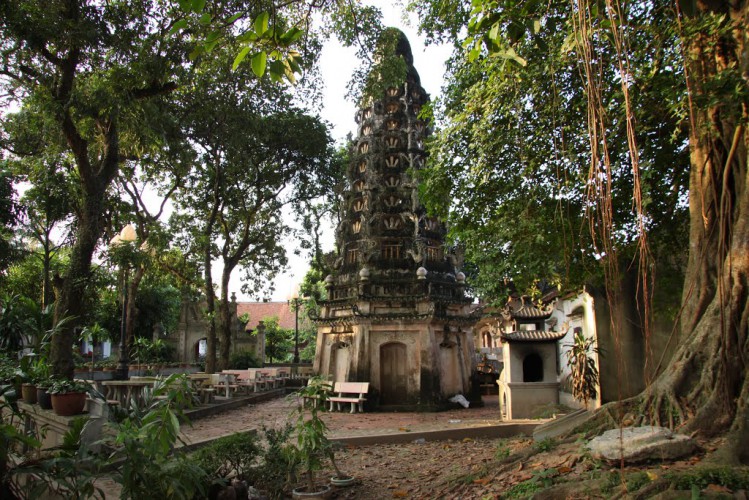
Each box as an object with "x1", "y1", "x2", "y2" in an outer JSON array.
[
  {"x1": 625, "y1": 471, "x2": 652, "y2": 492},
  {"x1": 494, "y1": 440, "x2": 511, "y2": 460},
  {"x1": 503, "y1": 479, "x2": 545, "y2": 499},
  {"x1": 665, "y1": 466, "x2": 749, "y2": 491},
  {"x1": 534, "y1": 437, "x2": 557, "y2": 453},
  {"x1": 502, "y1": 468, "x2": 558, "y2": 499}
]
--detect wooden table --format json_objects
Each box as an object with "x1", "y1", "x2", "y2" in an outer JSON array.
[{"x1": 100, "y1": 380, "x2": 154, "y2": 409}]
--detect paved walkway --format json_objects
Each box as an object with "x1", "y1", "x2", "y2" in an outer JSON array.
[{"x1": 179, "y1": 393, "x2": 535, "y2": 448}]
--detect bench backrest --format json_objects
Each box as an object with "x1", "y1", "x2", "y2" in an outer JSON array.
[
  {"x1": 222, "y1": 369, "x2": 264, "y2": 382},
  {"x1": 333, "y1": 382, "x2": 369, "y2": 395}
]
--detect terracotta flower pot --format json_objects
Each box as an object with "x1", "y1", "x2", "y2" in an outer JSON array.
[
  {"x1": 37, "y1": 387, "x2": 53, "y2": 410},
  {"x1": 21, "y1": 383, "x2": 37, "y2": 404},
  {"x1": 51, "y1": 392, "x2": 87, "y2": 416}
]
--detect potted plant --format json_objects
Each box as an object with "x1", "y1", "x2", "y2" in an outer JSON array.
[
  {"x1": 290, "y1": 377, "x2": 351, "y2": 499},
  {"x1": 35, "y1": 375, "x2": 54, "y2": 410},
  {"x1": 47, "y1": 378, "x2": 91, "y2": 416},
  {"x1": 19, "y1": 354, "x2": 40, "y2": 404}
]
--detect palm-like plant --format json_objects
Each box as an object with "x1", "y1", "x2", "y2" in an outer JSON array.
[{"x1": 564, "y1": 331, "x2": 600, "y2": 409}]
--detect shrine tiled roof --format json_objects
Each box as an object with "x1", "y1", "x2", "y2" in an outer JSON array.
[
  {"x1": 512, "y1": 304, "x2": 553, "y2": 319},
  {"x1": 500, "y1": 330, "x2": 567, "y2": 342}
]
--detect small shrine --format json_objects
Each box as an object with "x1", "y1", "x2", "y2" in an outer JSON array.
[
  {"x1": 495, "y1": 296, "x2": 568, "y2": 419},
  {"x1": 312, "y1": 29, "x2": 479, "y2": 410}
]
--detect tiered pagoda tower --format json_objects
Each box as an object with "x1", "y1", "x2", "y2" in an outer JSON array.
[{"x1": 313, "y1": 29, "x2": 479, "y2": 409}]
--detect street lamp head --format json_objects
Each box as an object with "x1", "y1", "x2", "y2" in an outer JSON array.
[{"x1": 120, "y1": 223, "x2": 137, "y2": 243}]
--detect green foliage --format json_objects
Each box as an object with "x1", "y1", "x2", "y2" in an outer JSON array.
[
  {"x1": 130, "y1": 338, "x2": 175, "y2": 364},
  {"x1": 414, "y1": 0, "x2": 690, "y2": 303},
  {"x1": 106, "y1": 374, "x2": 207, "y2": 499},
  {"x1": 503, "y1": 476, "x2": 546, "y2": 498},
  {"x1": 665, "y1": 467, "x2": 749, "y2": 491},
  {"x1": 261, "y1": 317, "x2": 293, "y2": 364},
  {"x1": 0, "y1": 295, "x2": 39, "y2": 354},
  {"x1": 625, "y1": 471, "x2": 652, "y2": 492},
  {"x1": 494, "y1": 440, "x2": 511, "y2": 460},
  {"x1": 246, "y1": 423, "x2": 297, "y2": 500},
  {"x1": 534, "y1": 437, "x2": 557, "y2": 453},
  {"x1": 0, "y1": 247, "x2": 69, "y2": 308},
  {"x1": 229, "y1": 350, "x2": 261, "y2": 369},
  {"x1": 564, "y1": 332, "x2": 600, "y2": 408},
  {"x1": 47, "y1": 379, "x2": 91, "y2": 395},
  {"x1": 80, "y1": 324, "x2": 110, "y2": 344},
  {"x1": 191, "y1": 431, "x2": 260, "y2": 479},
  {"x1": 0, "y1": 167, "x2": 22, "y2": 273},
  {"x1": 0, "y1": 384, "x2": 43, "y2": 498},
  {"x1": 290, "y1": 376, "x2": 339, "y2": 491},
  {"x1": 601, "y1": 470, "x2": 622, "y2": 495},
  {"x1": 133, "y1": 284, "x2": 182, "y2": 340},
  {"x1": 356, "y1": 28, "x2": 409, "y2": 106}
]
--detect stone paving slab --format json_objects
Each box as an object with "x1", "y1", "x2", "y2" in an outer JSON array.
[{"x1": 179, "y1": 393, "x2": 540, "y2": 449}]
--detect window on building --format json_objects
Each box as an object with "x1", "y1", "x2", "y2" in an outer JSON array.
[
  {"x1": 382, "y1": 242, "x2": 402, "y2": 260},
  {"x1": 347, "y1": 247, "x2": 359, "y2": 264},
  {"x1": 425, "y1": 246, "x2": 440, "y2": 261}
]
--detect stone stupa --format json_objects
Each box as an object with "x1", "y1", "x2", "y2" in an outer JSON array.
[{"x1": 313, "y1": 29, "x2": 479, "y2": 410}]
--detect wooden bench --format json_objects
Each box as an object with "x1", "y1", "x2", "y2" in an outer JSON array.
[{"x1": 328, "y1": 382, "x2": 369, "y2": 413}]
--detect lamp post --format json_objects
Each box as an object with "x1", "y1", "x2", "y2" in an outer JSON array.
[
  {"x1": 111, "y1": 224, "x2": 137, "y2": 380},
  {"x1": 288, "y1": 293, "x2": 303, "y2": 364}
]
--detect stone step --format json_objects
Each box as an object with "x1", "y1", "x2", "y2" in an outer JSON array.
[{"x1": 532, "y1": 408, "x2": 592, "y2": 441}]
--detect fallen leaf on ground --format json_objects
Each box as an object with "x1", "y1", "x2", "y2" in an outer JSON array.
[
  {"x1": 705, "y1": 484, "x2": 732, "y2": 494},
  {"x1": 462, "y1": 437, "x2": 474, "y2": 442},
  {"x1": 399, "y1": 427, "x2": 410, "y2": 432},
  {"x1": 517, "y1": 462, "x2": 524, "y2": 471},
  {"x1": 392, "y1": 490, "x2": 409, "y2": 498},
  {"x1": 557, "y1": 467, "x2": 572, "y2": 474},
  {"x1": 473, "y1": 478, "x2": 491, "y2": 485}
]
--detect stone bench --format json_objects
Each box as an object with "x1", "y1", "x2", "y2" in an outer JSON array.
[{"x1": 328, "y1": 382, "x2": 369, "y2": 413}]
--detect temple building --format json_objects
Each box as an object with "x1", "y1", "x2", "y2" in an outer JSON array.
[{"x1": 312, "y1": 29, "x2": 479, "y2": 410}]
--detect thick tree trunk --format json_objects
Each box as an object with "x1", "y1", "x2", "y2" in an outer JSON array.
[
  {"x1": 640, "y1": 0, "x2": 748, "y2": 461},
  {"x1": 203, "y1": 250, "x2": 218, "y2": 374},
  {"x1": 218, "y1": 264, "x2": 235, "y2": 371},
  {"x1": 51, "y1": 190, "x2": 107, "y2": 378}
]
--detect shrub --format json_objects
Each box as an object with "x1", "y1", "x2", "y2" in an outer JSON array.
[
  {"x1": 246, "y1": 424, "x2": 297, "y2": 499},
  {"x1": 191, "y1": 431, "x2": 260, "y2": 479},
  {"x1": 229, "y1": 349, "x2": 260, "y2": 369}
]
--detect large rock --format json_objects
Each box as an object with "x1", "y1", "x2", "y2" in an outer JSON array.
[{"x1": 587, "y1": 426, "x2": 696, "y2": 463}]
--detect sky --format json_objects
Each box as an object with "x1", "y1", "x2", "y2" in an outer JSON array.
[{"x1": 232, "y1": 2, "x2": 454, "y2": 302}]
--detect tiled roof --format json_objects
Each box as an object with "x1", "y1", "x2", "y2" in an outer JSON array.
[
  {"x1": 500, "y1": 330, "x2": 566, "y2": 342},
  {"x1": 512, "y1": 304, "x2": 553, "y2": 319},
  {"x1": 236, "y1": 302, "x2": 313, "y2": 331}
]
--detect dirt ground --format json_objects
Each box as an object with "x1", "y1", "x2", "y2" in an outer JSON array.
[
  {"x1": 306, "y1": 433, "x2": 746, "y2": 499},
  {"x1": 99, "y1": 394, "x2": 747, "y2": 499}
]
